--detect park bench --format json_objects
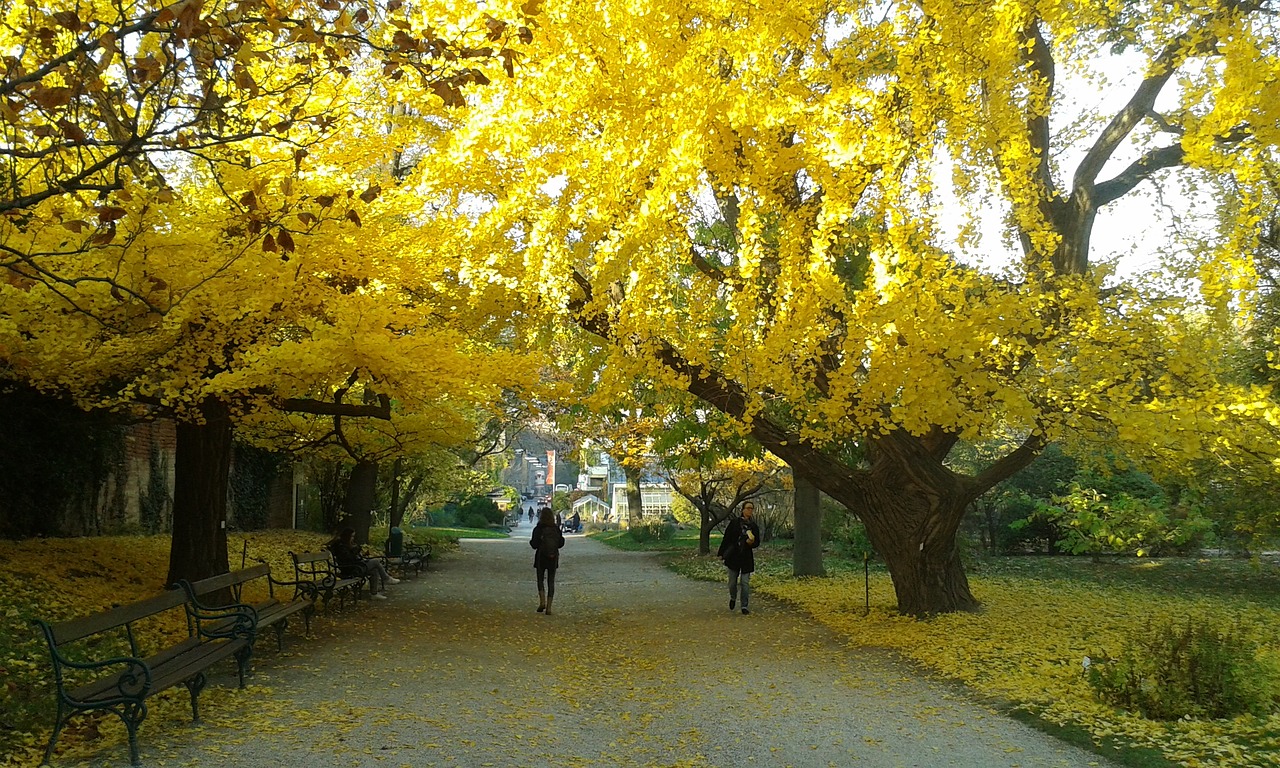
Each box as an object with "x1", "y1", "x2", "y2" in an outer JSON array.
[
  {"x1": 31, "y1": 588, "x2": 254, "y2": 767},
  {"x1": 177, "y1": 563, "x2": 315, "y2": 651},
  {"x1": 382, "y1": 537, "x2": 431, "y2": 578},
  {"x1": 290, "y1": 549, "x2": 365, "y2": 609}
]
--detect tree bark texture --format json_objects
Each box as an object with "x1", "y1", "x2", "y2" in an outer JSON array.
[
  {"x1": 389, "y1": 457, "x2": 403, "y2": 529},
  {"x1": 344, "y1": 459, "x2": 378, "y2": 545},
  {"x1": 756, "y1": 428, "x2": 984, "y2": 616},
  {"x1": 166, "y1": 396, "x2": 232, "y2": 588},
  {"x1": 624, "y1": 464, "x2": 643, "y2": 529},
  {"x1": 792, "y1": 474, "x2": 825, "y2": 577},
  {"x1": 698, "y1": 512, "x2": 714, "y2": 555}
]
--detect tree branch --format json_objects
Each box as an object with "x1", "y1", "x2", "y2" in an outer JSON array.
[
  {"x1": 1092, "y1": 143, "x2": 1185, "y2": 206},
  {"x1": 972, "y1": 432, "x2": 1045, "y2": 495},
  {"x1": 278, "y1": 397, "x2": 392, "y2": 419}
]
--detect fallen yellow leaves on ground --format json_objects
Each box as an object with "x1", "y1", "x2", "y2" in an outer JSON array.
[
  {"x1": 0, "y1": 530, "x2": 329, "y2": 767},
  {"x1": 757, "y1": 567, "x2": 1280, "y2": 768}
]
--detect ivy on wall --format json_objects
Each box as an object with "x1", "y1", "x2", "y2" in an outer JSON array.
[{"x1": 0, "y1": 386, "x2": 126, "y2": 537}]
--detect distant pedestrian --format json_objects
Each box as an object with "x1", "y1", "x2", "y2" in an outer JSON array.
[
  {"x1": 531, "y1": 506, "x2": 565, "y2": 614},
  {"x1": 717, "y1": 501, "x2": 761, "y2": 614}
]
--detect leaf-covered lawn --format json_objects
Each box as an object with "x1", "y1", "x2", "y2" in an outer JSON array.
[{"x1": 664, "y1": 549, "x2": 1280, "y2": 768}]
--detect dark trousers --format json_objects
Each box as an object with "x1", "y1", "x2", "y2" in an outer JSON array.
[{"x1": 537, "y1": 566, "x2": 557, "y2": 598}]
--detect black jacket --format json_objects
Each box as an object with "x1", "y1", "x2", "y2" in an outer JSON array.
[
  {"x1": 717, "y1": 516, "x2": 760, "y2": 573},
  {"x1": 327, "y1": 539, "x2": 366, "y2": 578},
  {"x1": 531, "y1": 522, "x2": 565, "y2": 569}
]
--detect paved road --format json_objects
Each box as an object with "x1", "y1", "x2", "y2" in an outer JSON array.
[{"x1": 81, "y1": 521, "x2": 1117, "y2": 767}]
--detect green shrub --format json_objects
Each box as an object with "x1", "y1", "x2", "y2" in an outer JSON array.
[
  {"x1": 1030, "y1": 485, "x2": 1215, "y2": 556},
  {"x1": 826, "y1": 515, "x2": 873, "y2": 558},
  {"x1": 459, "y1": 511, "x2": 490, "y2": 529},
  {"x1": 1087, "y1": 618, "x2": 1280, "y2": 720},
  {"x1": 458, "y1": 495, "x2": 504, "y2": 525},
  {"x1": 629, "y1": 518, "x2": 674, "y2": 543}
]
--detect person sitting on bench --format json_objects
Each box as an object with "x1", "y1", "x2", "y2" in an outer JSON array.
[{"x1": 328, "y1": 527, "x2": 399, "y2": 600}]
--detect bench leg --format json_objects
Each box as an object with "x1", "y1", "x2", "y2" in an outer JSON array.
[
  {"x1": 183, "y1": 672, "x2": 207, "y2": 723},
  {"x1": 235, "y1": 645, "x2": 252, "y2": 687},
  {"x1": 122, "y1": 702, "x2": 146, "y2": 767},
  {"x1": 274, "y1": 621, "x2": 286, "y2": 652},
  {"x1": 42, "y1": 701, "x2": 67, "y2": 766}
]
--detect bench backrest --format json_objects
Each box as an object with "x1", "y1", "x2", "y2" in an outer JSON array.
[
  {"x1": 42, "y1": 588, "x2": 188, "y2": 647},
  {"x1": 291, "y1": 550, "x2": 341, "y2": 581},
  {"x1": 291, "y1": 550, "x2": 334, "y2": 566},
  {"x1": 183, "y1": 563, "x2": 273, "y2": 604},
  {"x1": 184, "y1": 563, "x2": 269, "y2": 594}
]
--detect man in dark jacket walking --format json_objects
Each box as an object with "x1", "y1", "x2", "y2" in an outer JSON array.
[{"x1": 717, "y1": 501, "x2": 761, "y2": 614}]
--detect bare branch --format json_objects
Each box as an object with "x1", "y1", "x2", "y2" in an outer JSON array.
[
  {"x1": 1092, "y1": 143, "x2": 1185, "y2": 207},
  {"x1": 971, "y1": 432, "x2": 1046, "y2": 495}
]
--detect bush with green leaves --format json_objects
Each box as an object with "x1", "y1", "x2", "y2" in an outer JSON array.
[
  {"x1": 459, "y1": 511, "x2": 490, "y2": 529},
  {"x1": 458, "y1": 495, "x2": 504, "y2": 526},
  {"x1": 1023, "y1": 484, "x2": 1214, "y2": 556},
  {"x1": 629, "y1": 518, "x2": 674, "y2": 543},
  {"x1": 1087, "y1": 618, "x2": 1280, "y2": 720},
  {"x1": 826, "y1": 514, "x2": 874, "y2": 558}
]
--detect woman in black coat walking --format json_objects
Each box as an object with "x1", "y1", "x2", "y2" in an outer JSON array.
[
  {"x1": 717, "y1": 502, "x2": 761, "y2": 614},
  {"x1": 530, "y1": 506, "x2": 565, "y2": 614}
]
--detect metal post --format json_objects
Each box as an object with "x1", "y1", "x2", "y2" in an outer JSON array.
[{"x1": 863, "y1": 550, "x2": 870, "y2": 616}]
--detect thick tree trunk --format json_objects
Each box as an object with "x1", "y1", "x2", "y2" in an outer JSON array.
[
  {"x1": 792, "y1": 474, "x2": 825, "y2": 576},
  {"x1": 699, "y1": 511, "x2": 714, "y2": 555},
  {"x1": 624, "y1": 464, "x2": 643, "y2": 529},
  {"x1": 851, "y1": 471, "x2": 977, "y2": 617},
  {"x1": 166, "y1": 397, "x2": 232, "y2": 588},
  {"x1": 344, "y1": 459, "x2": 378, "y2": 545}
]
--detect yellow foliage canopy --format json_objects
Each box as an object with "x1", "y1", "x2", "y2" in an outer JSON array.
[{"x1": 410, "y1": 0, "x2": 1280, "y2": 480}]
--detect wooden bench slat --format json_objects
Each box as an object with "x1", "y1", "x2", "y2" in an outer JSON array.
[
  {"x1": 51, "y1": 590, "x2": 187, "y2": 646},
  {"x1": 184, "y1": 563, "x2": 271, "y2": 596},
  {"x1": 148, "y1": 637, "x2": 250, "y2": 692}
]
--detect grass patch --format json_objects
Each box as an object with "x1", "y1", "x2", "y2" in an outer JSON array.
[
  {"x1": 421, "y1": 525, "x2": 510, "y2": 540},
  {"x1": 589, "y1": 527, "x2": 704, "y2": 552},
  {"x1": 1004, "y1": 708, "x2": 1177, "y2": 768}
]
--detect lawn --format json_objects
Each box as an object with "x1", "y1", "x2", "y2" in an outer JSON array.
[
  {"x1": 416, "y1": 525, "x2": 510, "y2": 540},
  {"x1": 587, "y1": 527, "x2": 705, "y2": 552}
]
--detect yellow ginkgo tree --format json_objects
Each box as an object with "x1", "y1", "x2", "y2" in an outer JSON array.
[
  {"x1": 0, "y1": 0, "x2": 543, "y2": 583},
  {"x1": 413, "y1": 0, "x2": 1280, "y2": 615}
]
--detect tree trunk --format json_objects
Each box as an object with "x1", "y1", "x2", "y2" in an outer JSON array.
[
  {"x1": 389, "y1": 457, "x2": 404, "y2": 529},
  {"x1": 792, "y1": 474, "x2": 825, "y2": 576},
  {"x1": 344, "y1": 459, "x2": 378, "y2": 545},
  {"x1": 166, "y1": 397, "x2": 232, "y2": 588},
  {"x1": 851, "y1": 473, "x2": 977, "y2": 617},
  {"x1": 699, "y1": 510, "x2": 714, "y2": 555},
  {"x1": 624, "y1": 464, "x2": 643, "y2": 529}
]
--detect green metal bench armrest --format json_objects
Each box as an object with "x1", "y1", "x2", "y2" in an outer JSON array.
[
  {"x1": 32, "y1": 621, "x2": 153, "y2": 699},
  {"x1": 188, "y1": 603, "x2": 256, "y2": 641}
]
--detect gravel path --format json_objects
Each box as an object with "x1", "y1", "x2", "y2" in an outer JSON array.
[{"x1": 103, "y1": 520, "x2": 1118, "y2": 768}]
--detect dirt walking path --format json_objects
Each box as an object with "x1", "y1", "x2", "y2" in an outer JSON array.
[{"x1": 100, "y1": 522, "x2": 1118, "y2": 768}]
